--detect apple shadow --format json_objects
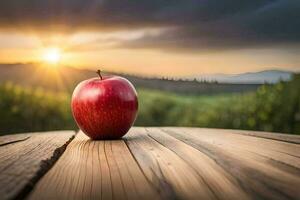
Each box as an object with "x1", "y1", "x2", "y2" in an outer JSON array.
[{"x1": 86, "y1": 137, "x2": 124, "y2": 142}]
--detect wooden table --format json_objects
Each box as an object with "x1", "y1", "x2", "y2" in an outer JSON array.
[{"x1": 0, "y1": 127, "x2": 299, "y2": 200}]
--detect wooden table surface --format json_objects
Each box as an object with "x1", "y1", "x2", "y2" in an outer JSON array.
[{"x1": 0, "y1": 127, "x2": 299, "y2": 200}]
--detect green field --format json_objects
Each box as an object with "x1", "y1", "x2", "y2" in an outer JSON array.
[{"x1": 0, "y1": 74, "x2": 299, "y2": 135}]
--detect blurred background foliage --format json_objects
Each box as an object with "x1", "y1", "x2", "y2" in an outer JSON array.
[
  {"x1": 0, "y1": 83, "x2": 75, "y2": 134},
  {"x1": 0, "y1": 74, "x2": 299, "y2": 135}
]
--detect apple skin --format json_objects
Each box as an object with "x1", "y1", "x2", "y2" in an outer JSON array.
[{"x1": 71, "y1": 75, "x2": 138, "y2": 140}]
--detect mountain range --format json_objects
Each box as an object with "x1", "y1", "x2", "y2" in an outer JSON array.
[
  {"x1": 189, "y1": 70, "x2": 293, "y2": 84},
  {"x1": 0, "y1": 63, "x2": 295, "y2": 95}
]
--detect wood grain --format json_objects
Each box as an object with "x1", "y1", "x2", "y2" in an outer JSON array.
[
  {"x1": 28, "y1": 131, "x2": 160, "y2": 200},
  {"x1": 125, "y1": 127, "x2": 251, "y2": 200},
  {"x1": 3, "y1": 127, "x2": 299, "y2": 200},
  {"x1": 161, "y1": 127, "x2": 300, "y2": 200},
  {"x1": 0, "y1": 131, "x2": 75, "y2": 200},
  {"x1": 226, "y1": 128, "x2": 300, "y2": 144},
  {"x1": 0, "y1": 133, "x2": 30, "y2": 146}
]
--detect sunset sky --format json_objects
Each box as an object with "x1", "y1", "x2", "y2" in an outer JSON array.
[{"x1": 0, "y1": 0, "x2": 299, "y2": 76}]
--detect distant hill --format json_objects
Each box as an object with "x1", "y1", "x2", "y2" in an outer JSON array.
[
  {"x1": 190, "y1": 70, "x2": 293, "y2": 83},
  {"x1": 0, "y1": 63, "x2": 263, "y2": 95}
]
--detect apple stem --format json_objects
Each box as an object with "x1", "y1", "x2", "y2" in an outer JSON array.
[{"x1": 96, "y1": 70, "x2": 103, "y2": 80}]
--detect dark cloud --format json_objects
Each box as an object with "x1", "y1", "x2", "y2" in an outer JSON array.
[
  {"x1": 120, "y1": 0, "x2": 300, "y2": 51},
  {"x1": 0, "y1": 0, "x2": 299, "y2": 51}
]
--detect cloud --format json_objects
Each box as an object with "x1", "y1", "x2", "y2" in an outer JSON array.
[
  {"x1": 120, "y1": 0, "x2": 300, "y2": 52},
  {"x1": 0, "y1": 0, "x2": 299, "y2": 51}
]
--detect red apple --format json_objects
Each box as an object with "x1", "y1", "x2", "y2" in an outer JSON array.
[{"x1": 71, "y1": 70, "x2": 138, "y2": 139}]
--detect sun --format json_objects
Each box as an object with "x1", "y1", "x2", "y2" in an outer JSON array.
[{"x1": 43, "y1": 47, "x2": 62, "y2": 64}]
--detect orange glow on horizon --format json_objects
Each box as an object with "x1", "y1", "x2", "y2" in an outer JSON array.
[{"x1": 0, "y1": 32, "x2": 299, "y2": 76}]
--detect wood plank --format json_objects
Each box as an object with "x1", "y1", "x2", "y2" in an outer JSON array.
[
  {"x1": 13, "y1": 127, "x2": 299, "y2": 200},
  {"x1": 162, "y1": 127, "x2": 300, "y2": 200},
  {"x1": 28, "y1": 131, "x2": 160, "y2": 200},
  {"x1": 165, "y1": 127, "x2": 300, "y2": 168},
  {"x1": 226, "y1": 128, "x2": 300, "y2": 144},
  {"x1": 0, "y1": 130, "x2": 75, "y2": 200},
  {"x1": 162, "y1": 127, "x2": 300, "y2": 144},
  {"x1": 125, "y1": 127, "x2": 224, "y2": 199},
  {"x1": 145, "y1": 127, "x2": 251, "y2": 200},
  {"x1": 0, "y1": 134, "x2": 30, "y2": 146}
]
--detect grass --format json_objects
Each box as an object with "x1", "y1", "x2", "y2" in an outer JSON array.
[
  {"x1": 0, "y1": 74, "x2": 299, "y2": 135},
  {"x1": 0, "y1": 83, "x2": 75, "y2": 134},
  {"x1": 136, "y1": 88, "x2": 237, "y2": 126}
]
